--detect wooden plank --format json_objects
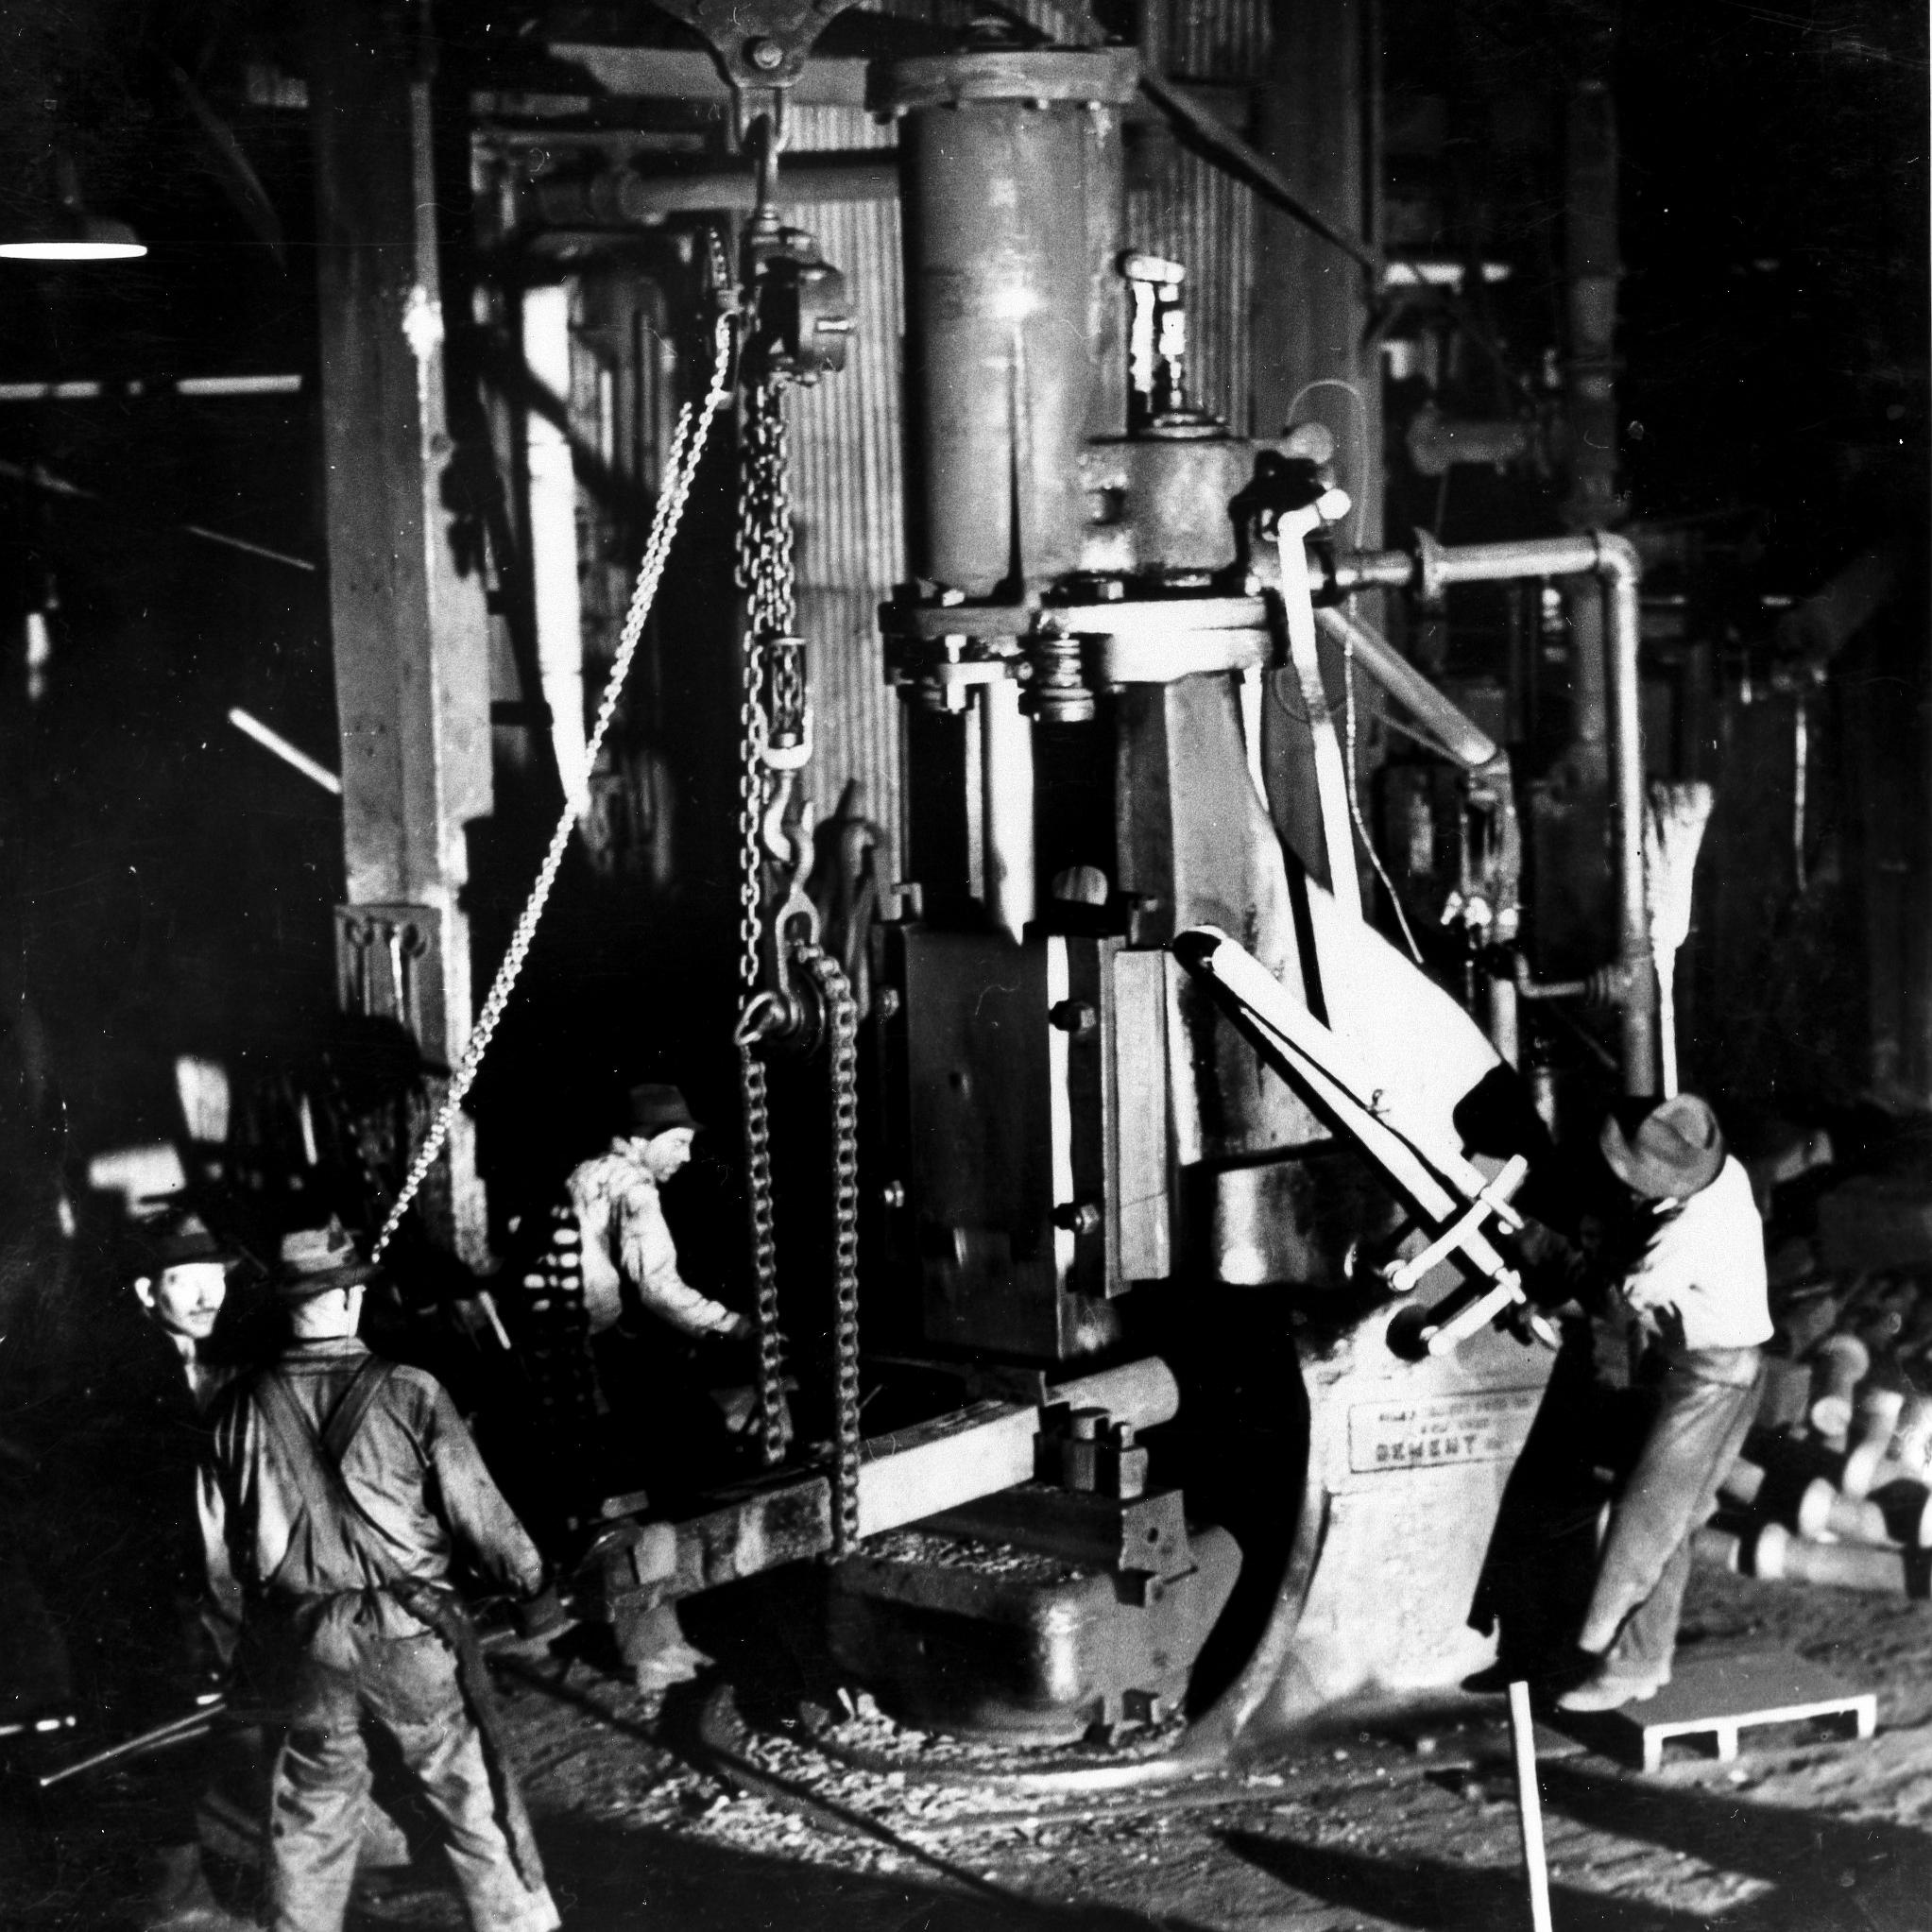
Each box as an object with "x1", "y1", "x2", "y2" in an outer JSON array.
[
  {"x1": 1588, "y1": 1648, "x2": 1879, "y2": 1773},
  {"x1": 855, "y1": 1400, "x2": 1040, "y2": 1538},
  {"x1": 603, "y1": 1359, "x2": 1182, "y2": 1604}
]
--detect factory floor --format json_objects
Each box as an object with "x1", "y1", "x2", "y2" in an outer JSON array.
[{"x1": 6, "y1": 1560, "x2": 1930, "y2": 1932}]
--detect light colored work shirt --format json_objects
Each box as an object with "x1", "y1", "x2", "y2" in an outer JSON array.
[
  {"x1": 569, "y1": 1147, "x2": 748, "y2": 1340},
  {"x1": 1618, "y1": 1154, "x2": 1772, "y2": 1353}
]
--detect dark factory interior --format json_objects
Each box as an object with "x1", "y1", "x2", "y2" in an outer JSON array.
[{"x1": 0, "y1": 2, "x2": 1927, "y2": 1929}]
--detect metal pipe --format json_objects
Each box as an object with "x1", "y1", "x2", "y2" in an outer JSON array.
[
  {"x1": 1404, "y1": 402, "x2": 1534, "y2": 478},
  {"x1": 521, "y1": 283, "x2": 592, "y2": 816},
  {"x1": 228, "y1": 708, "x2": 343, "y2": 796},
  {"x1": 1485, "y1": 971, "x2": 1520, "y2": 1069},
  {"x1": 887, "y1": 50, "x2": 1135, "y2": 595},
  {"x1": 527, "y1": 153, "x2": 898, "y2": 226},
  {"x1": 1599, "y1": 534, "x2": 1652, "y2": 1092},
  {"x1": 1327, "y1": 531, "x2": 1654, "y2": 1093},
  {"x1": 0, "y1": 456, "x2": 318, "y2": 571},
  {"x1": 0, "y1": 374, "x2": 302, "y2": 401},
  {"x1": 980, "y1": 676, "x2": 1036, "y2": 942},
  {"x1": 1313, "y1": 604, "x2": 1496, "y2": 768}
]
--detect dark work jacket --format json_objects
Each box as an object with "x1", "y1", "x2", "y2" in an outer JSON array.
[
  {"x1": 52, "y1": 1304, "x2": 240, "y2": 1708},
  {"x1": 198, "y1": 1337, "x2": 543, "y2": 1667}
]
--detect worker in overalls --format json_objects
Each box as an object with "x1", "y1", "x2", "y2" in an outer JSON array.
[
  {"x1": 1559, "y1": 1094, "x2": 1770, "y2": 1712},
  {"x1": 197, "y1": 1221, "x2": 564, "y2": 1932}
]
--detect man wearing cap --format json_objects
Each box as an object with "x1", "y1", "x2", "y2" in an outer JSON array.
[
  {"x1": 1559, "y1": 1093, "x2": 1770, "y2": 1713},
  {"x1": 510, "y1": 1083, "x2": 766, "y2": 1688},
  {"x1": 562, "y1": 1083, "x2": 747, "y2": 1343},
  {"x1": 198, "y1": 1220, "x2": 563, "y2": 1932}
]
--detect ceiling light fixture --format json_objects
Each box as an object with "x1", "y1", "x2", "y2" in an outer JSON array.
[{"x1": 0, "y1": 153, "x2": 145, "y2": 263}]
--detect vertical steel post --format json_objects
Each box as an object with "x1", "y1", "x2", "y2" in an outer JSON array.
[
  {"x1": 521, "y1": 282, "x2": 591, "y2": 816},
  {"x1": 309, "y1": 0, "x2": 494, "y2": 1261},
  {"x1": 1252, "y1": 0, "x2": 1381, "y2": 544},
  {"x1": 1560, "y1": 67, "x2": 1620, "y2": 785}
]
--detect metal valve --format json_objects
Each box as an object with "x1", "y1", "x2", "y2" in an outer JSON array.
[{"x1": 1121, "y1": 252, "x2": 1189, "y2": 430}]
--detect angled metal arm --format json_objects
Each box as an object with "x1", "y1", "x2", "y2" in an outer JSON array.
[{"x1": 1171, "y1": 926, "x2": 1552, "y2": 1353}]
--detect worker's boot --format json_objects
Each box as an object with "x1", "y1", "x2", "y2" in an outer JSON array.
[
  {"x1": 1555, "y1": 1669, "x2": 1665, "y2": 1713},
  {"x1": 138, "y1": 1842, "x2": 254, "y2": 1932},
  {"x1": 624, "y1": 1602, "x2": 714, "y2": 1693}
]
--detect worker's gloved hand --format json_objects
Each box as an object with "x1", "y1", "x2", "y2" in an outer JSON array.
[
  {"x1": 514, "y1": 1584, "x2": 570, "y2": 1640},
  {"x1": 710, "y1": 1380, "x2": 795, "y2": 1452}
]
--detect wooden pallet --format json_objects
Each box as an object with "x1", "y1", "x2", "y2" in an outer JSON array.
[{"x1": 1593, "y1": 1647, "x2": 1876, "y2": 1773}]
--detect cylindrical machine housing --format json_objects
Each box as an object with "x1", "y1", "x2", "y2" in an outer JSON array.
[{"x1": 883, "y1": 50, "x2": 1138, "y2": 596}]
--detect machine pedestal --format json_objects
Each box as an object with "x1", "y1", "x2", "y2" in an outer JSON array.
[
  {"x1": 1252, "y1": 1307, "x2": 1557, "y2": 1734},
  {"x1": 827, "y1": 1513, "x2": 1241, "y2": 1743}
]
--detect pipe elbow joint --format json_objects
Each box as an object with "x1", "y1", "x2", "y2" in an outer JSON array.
[{"x1": 1591, "y1": 529, "x2": 1641, "y2": 592}]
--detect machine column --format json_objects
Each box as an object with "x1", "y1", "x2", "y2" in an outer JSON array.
[{"x1": 309, "y1": 1, "x2": 495, "y2": 1261}]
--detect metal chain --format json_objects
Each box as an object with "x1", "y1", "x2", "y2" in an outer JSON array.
[
  {"x1": 735, "y1": 370, "x2": 796, "y2": 1469},
  {"x1": 372, "y1": 316, "x2": 736, "y2": 1264},
  {"x1": 737, "y1": 1046, "x2": 786, "y2": 1465},
  {"x1": 738, "y1": 380, "x2": 796, "y2": 639},
  {"x1": 795, "y1": 942, "x2": 863, "y2": 1554}
]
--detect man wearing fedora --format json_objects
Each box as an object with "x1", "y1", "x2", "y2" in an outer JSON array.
[
  {"x1": 82, "y1": 1207, "x2": 257, "y2": 1931},
  {"x1": 198, "y1": 1220, "x2": 563, "y2": 1932},
  {"x1": 1558, "y1": 1093, "x2": 1770, "y2": 1713},
  {"x1": 120, "y1": 1206, "x2": 250, "y2": 1414}
]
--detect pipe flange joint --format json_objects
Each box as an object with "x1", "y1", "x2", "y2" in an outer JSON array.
[{"x1": 1413, "y1": 526, "x2": 1448, "y2": 607}]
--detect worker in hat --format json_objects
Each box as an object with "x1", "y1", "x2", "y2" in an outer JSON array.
[
  {"x1": 561, "y1": 1083, "x2": 746, "y2": 1342},
  {"x1": 198, "y1": 1219, "x2": 564, "y2": 1932},
  {"x1": 58, "y1": 1207, "x2": 261, "y2": 1931},
  {"x1": 508, "y1": 1082, "x2": 772, "y2": 1689},
  {"x1": 1557, "y1": 1093, "x2": 1770, "y2": 1713},
  {"x1": 122, "y1": 1207, "x2": 250, "y2": 1413}
]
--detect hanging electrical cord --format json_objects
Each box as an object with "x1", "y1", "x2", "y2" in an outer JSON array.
[
  {"x1": 371, "y1": 315, "x2": 737, "y2": 1266},
  {"x1": 1282, "y1": 377, "x2": 1372, "y2": 548},
  {"x1": 1339, "y1": 625, "x2": 1426, "y2": 965}
]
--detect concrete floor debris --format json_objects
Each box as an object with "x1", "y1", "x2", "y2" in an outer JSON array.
[{"x1": 6, "y1": 1557, "x2": 1929, "y2": 1931}]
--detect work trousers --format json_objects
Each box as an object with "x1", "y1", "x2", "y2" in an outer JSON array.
[
  {"x1": 266, "y1": 1630, "x2": 558, "y2": 1932},
  {"x1": 1579, "y1": 1343, "x2": 1762, "y2": 1681}
]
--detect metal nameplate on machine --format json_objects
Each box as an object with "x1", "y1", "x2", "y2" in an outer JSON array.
[{"x1": 1346, "y1": 1387, "x2": 1547, "y2": 1475}]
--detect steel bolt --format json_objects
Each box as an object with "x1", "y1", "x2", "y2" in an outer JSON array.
[
  {"x1": 1049, "y1": 998, "x2": 1098, "y2": 1038},
  {"x1": 746, "y1": 37, "x2": 786, "y2": 70},
  {"x1": 1054, "y1": 1199, "x2": 1103, "y2": 1238}
]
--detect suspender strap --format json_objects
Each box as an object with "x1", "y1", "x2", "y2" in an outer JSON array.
[
  {"x1": 254, "y1": 1361, "x2": 402, "y2": 1576},
  {"x1": 322, "y1": 1358, "x2": 397, "y2": 1467},
  {"x1": 248, "y1": 1359, "x2": 547, "y2": 1891}
]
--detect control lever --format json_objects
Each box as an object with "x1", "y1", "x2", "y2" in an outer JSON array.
[{"x1": 1171, "y1": 926, "x2": 1558, "y2": 1355}]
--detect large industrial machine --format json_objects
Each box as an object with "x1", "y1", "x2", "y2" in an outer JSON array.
[{"x1": 304, "y1": 0, "x2": 1670, "y2": 1757}]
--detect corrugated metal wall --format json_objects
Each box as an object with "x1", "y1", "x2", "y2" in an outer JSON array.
[
  {"x1": 779, "y1": 105, "x2": 906, "y2": 872},
  {"x1": 1136, "y1": 0, "x2": 1270, "y2": 432}
]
